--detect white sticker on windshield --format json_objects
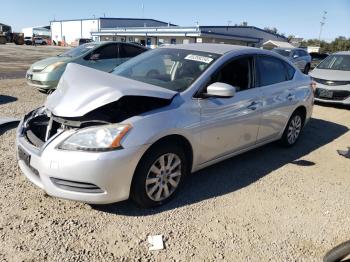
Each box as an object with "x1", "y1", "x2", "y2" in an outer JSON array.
[{"x1": 185, "y1": 54, "x2": 213, "y2": 64}]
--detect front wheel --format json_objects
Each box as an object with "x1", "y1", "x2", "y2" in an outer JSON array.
[
  {"x1": 131, "y1": 142, "x2": 189, "y2": 208},
  {"x1": 280, "y1": 111, "x2": 304, "y2": 147}
]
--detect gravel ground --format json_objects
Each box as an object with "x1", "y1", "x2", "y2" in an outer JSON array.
[
  {"x1": 0, "y1": 45, "x2": 350, "y2": 261},
  {"x1": 0, "y1": 44, "x2": 69, "y2": 80}
]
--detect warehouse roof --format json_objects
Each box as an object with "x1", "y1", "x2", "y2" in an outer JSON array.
[{"x1": 50, "y1": 18, "x2": 177, "y2": 28}]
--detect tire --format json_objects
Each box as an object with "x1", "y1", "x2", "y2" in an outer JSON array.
[
  {"x1": 324, "y1": 240, "x2": 350, "y2": 262},
  {"x1": 303, "y1": 64, "x2": 310, "y2": 74},
  {"x1": 131, "y1": 141, "x2": 189, "y2": 208},
  {"x1": 280, "y1": 110, "x2": 304, "y2": 147}
]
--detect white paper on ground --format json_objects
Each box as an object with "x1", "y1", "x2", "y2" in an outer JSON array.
[{"x1": 147, "y1": 235, "x2": 164, "y2": 251}]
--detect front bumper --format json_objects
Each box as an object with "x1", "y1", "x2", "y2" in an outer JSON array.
[
  {"x1": 26, "y1": 70, "x2": 60, "y2": 90},
  {"x1": 16, "y1": 117, "x2": 148, "y2": 204},
  {"x1": 314, "y1": 82, "x2": 350, "y2": 105}
]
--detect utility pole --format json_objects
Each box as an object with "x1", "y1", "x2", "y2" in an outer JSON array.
[
  {"x1": 141, "y1": 2, "x2": 144, "y2": 18},
  {"x1": 318, "y1": 11, "x2": 327, "y2": 46}
]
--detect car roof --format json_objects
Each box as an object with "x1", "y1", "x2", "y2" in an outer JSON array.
[
  {"x1": 91, "y1": 41, "x2": 148, "y2": 49},
  {"x1": 334, "y1": 51, "x2": 350, "y2": 55},
  {"x1": 159, "y1": 43, "x2": 253, "y2": 55},
  {"x1": 274, "y1": 47, "x2": 306, "y2": 51}
]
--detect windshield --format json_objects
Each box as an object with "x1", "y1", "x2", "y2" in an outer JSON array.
[
  {"x1": 272, "y1": 49, "x2": 291, "y2": 57},
  {"x1": 317, "y1": 54, "x2": 350, "y2": 71},
  {"x1": 58, "y1": 43, "x2": 98, "y2": 58},
  {"x1": 112, "y1": 48, "x2": 220, "y2": 92}
]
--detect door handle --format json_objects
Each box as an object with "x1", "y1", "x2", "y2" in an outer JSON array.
[
  {"x1": 287, "y1": 93, "x2": 294, "y2": 100},
  {"x1": 247, "y1": 101, "x2": 259, "y2": 110}
]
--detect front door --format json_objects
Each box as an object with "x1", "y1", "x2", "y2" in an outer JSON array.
[{"x1": 198, "y1": 56, "x2": 262, "y2": 164}]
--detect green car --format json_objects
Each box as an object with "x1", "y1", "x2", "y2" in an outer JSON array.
[{"x1": 26, "y1": 41, "x2": 148, "y2": 91}]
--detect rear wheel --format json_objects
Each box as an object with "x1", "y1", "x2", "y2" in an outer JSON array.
[
  {"x1": 280, "y1": 111, "x2": 304, "y2": 147},
  {"x1": 131, "y1": 142, "x2": 189, "y2": 208}
]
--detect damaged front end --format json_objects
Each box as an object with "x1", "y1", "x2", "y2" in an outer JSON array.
[{"x1": 22, "y1": 95, "x2": 173, "y2": 149}]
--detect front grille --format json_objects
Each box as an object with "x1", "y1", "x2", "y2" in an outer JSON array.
[
  {"x1": 313, "y1": 77, "x2": 350, "y2": 86},
  {"x1": 50, "y1": 178, "x2": 104, "y2": 193},
  {"x1": 315, "y1": 88, "x2": 350, "y2": 101},
  {"x1": 32, "y1": 69, "x2": 43, "y2": 73}
]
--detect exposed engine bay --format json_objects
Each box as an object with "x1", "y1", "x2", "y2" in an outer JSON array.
[{"x1": 23, "y1": 95, "x2": 172, "y2": 148}]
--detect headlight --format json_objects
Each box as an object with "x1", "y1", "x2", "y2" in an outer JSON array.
[
  {"x1": 43, "y1": 61, "x2": 65, "y2": 72},
  {"x1": 58, "y1": 124, "x2": 132, "y2": 152}
]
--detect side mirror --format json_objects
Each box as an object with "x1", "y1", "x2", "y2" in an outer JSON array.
[
  {"x1": 205, "y1": 82, "x2": 236, "y2": 98},
  {"x1": 90, "y1": 53, "x2": 100, "y2": 61}
]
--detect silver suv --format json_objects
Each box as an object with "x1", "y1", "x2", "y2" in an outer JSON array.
[{"x1": 272, "y1": 48, "x2": 312, "y2": 74}]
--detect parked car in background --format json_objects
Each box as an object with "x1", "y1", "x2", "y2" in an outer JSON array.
[
  {"x1": 310, "y1": 52, "x2": 329, "y2": 69},
  {"x1": 272, "y1": 48, "x2": 312, "y2": 74},
  {"x1": 17, "y1": 44, "x2": 314, "y2": 207},
  {"x1": 24, "y1": 36, "x2": 32, "y2": 45},
  {"x1": 26, "y1": 41, "x2": 148, "y2": 91},
  {"x1": 34, "y1": 37, "x2": 47, "y2": 45},
  {"x1": 78, "y1": 38, "x2": 93, "y2": 45},
  {"x1": 310, "y1": 51, "x2": 350, "y2": 105}
]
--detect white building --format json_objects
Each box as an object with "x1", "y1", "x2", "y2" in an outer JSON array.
[
  {"x1": 50, "y1": 18, "x2": 173, "y2": 45},
  {"x1": 50, "y1": 17, "x2": 289, "y2": 48}
]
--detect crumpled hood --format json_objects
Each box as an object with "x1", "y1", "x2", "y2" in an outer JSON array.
[
  {"x1": 31, "y1": 56, "x2": 71, "y2": 71},
  {"x1": 45, "y1": 63, "x2": 177, "y2": 117},
  {"x1": 310, "y1": 68, "x2": 350, "y2": 81}
]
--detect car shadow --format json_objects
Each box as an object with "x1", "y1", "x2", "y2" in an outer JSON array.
[
  {"x1": 315, "y1": 101, "x2": 349, "y2": 110},
  {"x1": 0, "y1": 95, "x2": 17, "y2": 105},
  {"x1": 92, "y1": 117, "x2": 349, "y2": 216},
  {"x1": 0, "y1": 122, "x2": 19, "y2": 136}
]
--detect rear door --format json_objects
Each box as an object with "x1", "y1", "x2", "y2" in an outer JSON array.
[
  {"x1": 256, "y1": 55, "x2": 297, "y2": 142},
  {"x1": 198, "y1": 55, "x2": 263, "y2": 163}
]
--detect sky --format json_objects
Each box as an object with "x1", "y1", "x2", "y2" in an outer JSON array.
[{"x1": 2, "y1": 0, "x2": 350, "y2": 41}]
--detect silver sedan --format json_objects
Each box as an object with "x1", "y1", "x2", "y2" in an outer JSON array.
[{"x1": 16, "y1": 44, "x2": 314, "y2": 207}]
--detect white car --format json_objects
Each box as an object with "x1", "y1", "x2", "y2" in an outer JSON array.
[
  {"x1": 17, "y1": 44, "x2": 314, "y2": 207},
  {"x1": 34, "y1": 37, "x2": 47, "y2": 45},
  {"x1": 310, "y1": 51, "x2": 350, "y2": 105}
]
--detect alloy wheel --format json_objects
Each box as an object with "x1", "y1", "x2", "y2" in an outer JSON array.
[
  {"x1": 287, "y1": 115, "x2": 302, "y2": 145},
  {"x1": 145, "y1": 153, "x2": 182, "y2": 202}
]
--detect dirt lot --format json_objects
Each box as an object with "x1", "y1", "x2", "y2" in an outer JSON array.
[
  {"x1": 0, "y1": 45, "x2": 350, "y2": 261},
  {"x1": 0, "y1": 44, "x2": 69, "y2": 80}
]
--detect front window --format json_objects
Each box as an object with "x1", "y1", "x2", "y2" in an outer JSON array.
[
  {"x1": 317, "y1": 54, "x2": 350, "y2": 71},
  {"x1": 112, "y1": 48, "x2": 220, "y2": 92},
  {"x1": 272, "y1": 49, "x2": 291, "y2": 57},
  {"x1": 58, "y1": 43, "x2": 99, "y2": 58}
]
